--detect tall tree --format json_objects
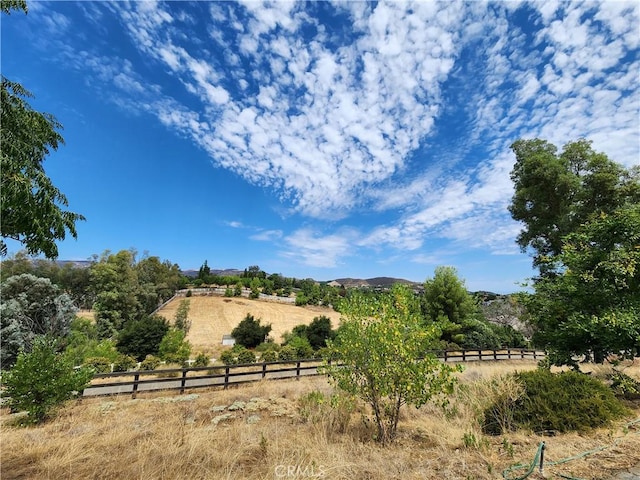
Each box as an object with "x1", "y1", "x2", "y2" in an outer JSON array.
[
  {"x1": 90, "y1": 250, "x2": 142, "y2": 338},
  {"x1": 509, "y1": 138, "x2": 638, "y2": 275},
  {"x1": 1, "y1": 2, "x2": 85, "y2": 258},
  {"x1": 509, "y1": 139, "x2": 640, "y2": 365}
]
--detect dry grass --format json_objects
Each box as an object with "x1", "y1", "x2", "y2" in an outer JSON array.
[
  {"x1": 3, "y1": 360, "x2": 639, "y2": 480},
  {"x1": 157, "y1": 296, "x2": 342, "y2": 357}
]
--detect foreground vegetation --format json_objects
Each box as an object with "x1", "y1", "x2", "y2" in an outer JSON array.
[{"x1": 2, "y1": 361, "x2": 638, "y2": 480}]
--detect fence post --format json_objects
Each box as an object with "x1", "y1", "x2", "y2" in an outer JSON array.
[
  {"x1": 478, "y1": 349, "x2": 482, "y2": 361},
  {"x1": 521, "y1": 349, "x2": 525, "y2": 359},
  {"x1": 224, "y1": 366, "x2": 230, "y2": 389},
  {"x1": 180, "y1": 369, "x2": 187, "y2": 394},
  {"x1": 507, "y1": 348, "x2": 511, "y2": 360},
  {"x1": 533, "y1": 350, "x2": 537, "y2": 360},
  {"x1": 493, "y1": 349, "x2": 497, "y2": 361},
  {"x1": 262, "y1": 362, "x2": 267, "y2": 379},
  {"x1": 132, "y1": 373, "x2": 140, "y2": 399},
  {"x1": 296, "y1": 361, "x2": 301, "y2": 380},
  {"x1": 443, "y1": 350, "x2": 448, "y2": 362}
]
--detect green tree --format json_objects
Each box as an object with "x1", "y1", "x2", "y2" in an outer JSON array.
[
  {"x1": 422, "y1": 266, "x2": 477, "y2": 326},
  {"x1": 522, "y1": 204, "x2": 640, "y2": 365},
  {"x1": 2, "y1": 336, "x2": 93, "y2": 424},
  {"x1": 0, "y1": 4, "x2": 85, "y2": 258},
  {"x1": 509, "y1": 138, "x2": 639, "y2": 275},
  {"x1": 324, "y1": 284, "x2": 460, "y2": 445},
  {"x1": 0, "y1": 274, "x2": 77, "y2": 368},
  {"x1": 306, "y1": 315, "x2": 335, "y2": 350},
  {"x1": 90, "y1": 250, "x2": 142, "y2": 338},
  {"x1": 116, "y1": 315, "x2": 169, "y2": 361},
  {"x1": 509, "y1": 139, "x2": 640, "y2": 366},
  {"x1": 231, "y1": 314, "x2": 272, "y2": 348},
  {"x1": 158, "y1": 328, "x2": 191, "y2": 364}
]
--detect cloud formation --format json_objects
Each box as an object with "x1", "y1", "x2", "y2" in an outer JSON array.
[{"x1": 26, "y1": 1, "x2": 640, "y2": 270}]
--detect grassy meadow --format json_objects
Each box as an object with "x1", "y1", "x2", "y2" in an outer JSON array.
[{"x1": 2, "y1": 360, "x2": 639, "y2": 480}]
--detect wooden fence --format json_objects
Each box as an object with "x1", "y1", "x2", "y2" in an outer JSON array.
[{"x1": 82, "y1": 348, "x2": 546, "y2": 399}]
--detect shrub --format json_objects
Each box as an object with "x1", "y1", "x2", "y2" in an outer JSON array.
[
  {"x1": 185, "y1": 289, "x2": 193, "y2": 297},
  {"x1": 482, "y1": 370, "x2": 629, "y2": 435},
  {"x1": 219, "y1": 346, "x2": 255, "y2": 365},
  {"x1": 236, "y1": 348, "x2": 256, "y2": 364},
  {"x1": 113, "y1": 354, "x2": 137, "y2": 372},
  {"x1": 140, "y1": 354, "x2": 161, "y2": 371},
  {"x1": 278, "y1": 345, "x2": 298, "y2": 362},
  {"x1": 261, "y1": 350, "x2": 278, "y2": 362},
  {"x1": 193, "y1": 352, "x2": 210, "y2": 367},
  {"x1": 158, "y1": 328, "x2": 191, "y2": 364},
  {"x1": 2, "y1": 336, "x2": 93, "y2": 424},
  {"x1": 84, "y1": 356, "x2": 113, "y2": 373},
  {"x1": 220, "y1": 349, "x2": 237, "y2": 366},
  {"x1": 284, "y1": 335, "x2": 314, "y2": 359}
]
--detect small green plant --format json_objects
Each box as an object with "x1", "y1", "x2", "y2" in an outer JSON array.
[
  {"x1": 298, "y1": 390, "x2": 355, "y2": 436},
  {"x1": 236, "y1": 348, "x2": 256, "y2": 364},
  {"x1": 462, "y1": 431, "x2": 489, "y2": 450},
  {"x1": 609, "y1": 371, "x2": 640, "y2": 399},
  {"x1": 501, "y1": 437, "x2": 515, "y2": 458},
  {"x1": 2, "y1": 336, "x2": 93, "y2": 424}
]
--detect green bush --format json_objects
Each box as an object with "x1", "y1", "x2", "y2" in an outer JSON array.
[
  {"x1": 236, "y1": 348, "x2": 256, "y2": 364},
  {"x1": 193, "y1": 352, "x2": 210, "y2": 367},
  {"x1": 140, "y1": 354, "x2": 161, "y2": 371},
  {"x1": 261, "y1": 350, "x2": 278, "y2": 362},
  {"x1": 220, "y1": 349, "x2": 238, "y2": 365},
  {"x1": 158, "y1": 328, "x2": 191, "y2": 364},
  {"x1": 84, "y1": 356, "x2": 113, "y2": 373},
  {"x1": 482, "y1": 370, "x2": 629, "y2": 435},
  {"x1": 113, "y1": 354, "x2": 137, "y2": 372},
  {"x1": 2, "y1": 337, "x2": 93, "y2": 424},
  {"x1": 278, "y1": 345, "x2": 298, "y2": 362}
]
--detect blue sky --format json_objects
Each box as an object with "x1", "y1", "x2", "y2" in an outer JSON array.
[{"x1": 2, "y1": 1, "x2": 639, "y2": 293}]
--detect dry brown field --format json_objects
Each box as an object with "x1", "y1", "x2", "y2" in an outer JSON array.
[
  {"x1": 157, "y1": 295, "x2": 342, "y2": 357},
  {"x1": 2, "y1": 360, "x2": 639, "y2": 480}
]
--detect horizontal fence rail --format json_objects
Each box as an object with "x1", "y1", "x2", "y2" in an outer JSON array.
[{"x1": 83, "y1": 348, "x2": 546, "y2": 398}]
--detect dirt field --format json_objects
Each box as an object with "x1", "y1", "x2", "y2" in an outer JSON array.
[{"x1": 156, "y1": 295, "x2": 342, "y2": 356}]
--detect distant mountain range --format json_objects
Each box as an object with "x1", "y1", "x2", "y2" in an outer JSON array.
[{"x1": 330, "y1": 277, "x2": 422, "y2": 288}]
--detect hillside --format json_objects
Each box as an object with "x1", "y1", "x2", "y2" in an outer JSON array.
[
  {"x1": 332, "y1": 276, "x2": 421, "y2": 288},
  {"x1": 157, "y1": 295, "x2": 342, "y2": 356}
]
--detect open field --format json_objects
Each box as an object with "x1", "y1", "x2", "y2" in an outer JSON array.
[
  {"x1": 2, "y1": 360, "x2": 639, "y2": 480},
  {"x1": 157, "y1": 295, "x2": 342, "y2": 356}
]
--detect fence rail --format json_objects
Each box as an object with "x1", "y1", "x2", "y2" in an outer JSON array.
[{"x1": 82, "y1": 348, "x2": 546, "y2": 399}]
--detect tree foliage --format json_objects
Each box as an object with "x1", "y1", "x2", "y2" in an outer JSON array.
[
  {"x1": 116, "y1": 315, "x2": 169, "y2": 361},
  {"x1": 324, "y1": 284, "x2": 460, "y2": 445},
  {"x1": 509, "y1": 138, "x2": 639, "y2": 275},
  {"x1": 0, "y1": 274, "x2": 76, "y2": 368},
  {"x1": 1, "y1": 66, "x2": 85, "y2": 258},
  {"x1": 231, "y1": 314, "x2": 272, "y2": 349},
  {"x1": 509, "y1": 139, "x2": 640, "y2": 365},
  {"x1": 2, "y1": 336, "x2": 93, "y2": 424}
]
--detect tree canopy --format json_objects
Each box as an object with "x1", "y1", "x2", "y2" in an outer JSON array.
[{"x1": 509, "y1": 138, "x2": 640, "y2": 365}]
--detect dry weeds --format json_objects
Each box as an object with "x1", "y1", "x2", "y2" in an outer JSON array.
[{"x1": 2, "y1": 360, "x2": 639, "y2": 480}]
